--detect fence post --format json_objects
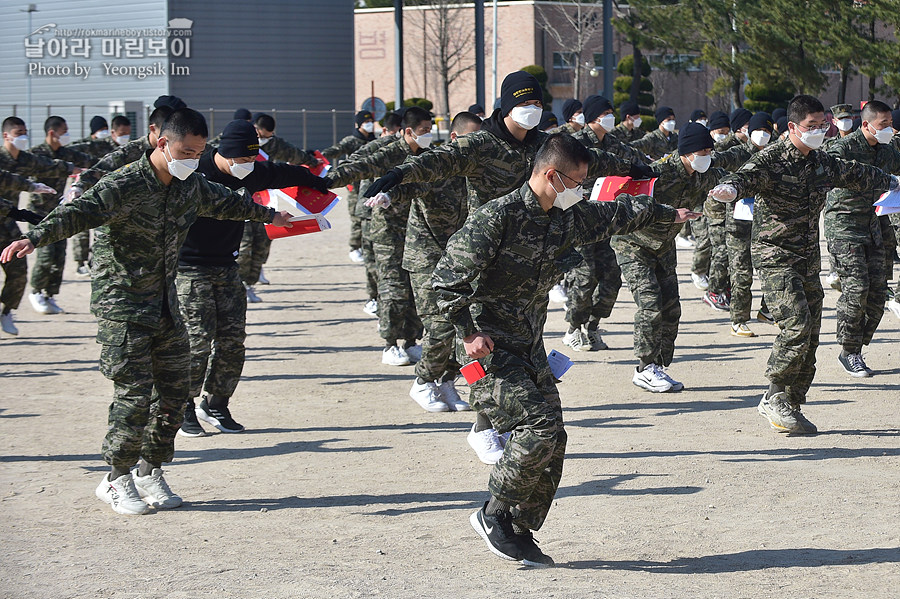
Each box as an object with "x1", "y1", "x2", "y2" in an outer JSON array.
[
  {"x1": 209, "y1": 108, "x2": 215, "y2": 137},
  {"x1": 80, "y1": 105, "x2": 85, "y2": 138},
  {"x1": 332, "y1": 109, "x2": 337, "y2": 145},
  {"x1": 302, "y1": 109, "x2": 307, "y2": 149}
]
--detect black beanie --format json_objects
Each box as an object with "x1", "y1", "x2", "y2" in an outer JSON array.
[
  {"x1": 655, "y1": 106, "x2": 675, "y2": 122},
  {"x1": 468, "y1": 104, "x2": 485, "y2": 114},
  {"x1": 772, "y1": 108, "x2": 787, "y2": 122},
  {"x1": 689, "y1": 109, "x2": 707, "y2": 122},
  {"x1": 583, "y1": 95, "x2": 614, "y2": 123},
  {"x1": 500, "y1": 71, "x2": 543, "y2": 116},
  {"x1": 748, "y1": 112, "x2": 774, "y2": 134},
  {"x1": 233, "y1": 108, "x2": 252, "y2": 121},
  {"x1": 355, "y1": 110, "x2": 374, "y2": 126},
  {"x1": 538, "y1": 110, "x2": 558, "y2": 130},
  {"x1": 154, "y1": 95, "x2": 186, "y2": 110},
  {"x1": 218, "y1": 120, "x2": 260, "y2": 158},
  {"x1": 678, "y1": 122, "x2": 714, "y2": 155},
  {"x1": 620, "y1": 100, "x2": 640, "y2": 118},
  {"x1": 708, "y1": 111, "x2": 729, "y2": 131},
  {"x1": 776, "y1": 116, "x2": 789, "y2": 134},
  {"x1": 729, "y1": 108, "x2": 752, "y2": 132},
  {"x1": 562, "y1": 99, "x2": 583, "y2": 122},
  {"x1": 90, "y1": 116, "x2": 108, "y2": 134}
]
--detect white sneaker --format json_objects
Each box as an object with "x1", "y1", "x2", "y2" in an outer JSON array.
[
  {"x1": 257, "y1": 268, "x2": 270, "y2": 285},
  {"x1": 887, "y1": 299, "x2": 900, "y2": 319},
  {"x1": 585, "y1": 327, "x2": 608, "y2": 350},
  {"x1": 660, "y1": 367, "x2": 684, "y2": 391},
  {"x1": 382, "y1": 345, "x2": 412, "y2": 366},
  {"x1": 44, "y1": 295, "x2": 63, "y2": 314},
  {"x1": 632, "y1": 363, "x2": 673, "y2": 393},
  {"x1": 405, "y1": 344, "x2": 422, "y2": 363},
  {"x1": 563, "y1": 328, "x2": 591, "y2": 352},
  {"x1": 132, "y1": 468, "x2": 183, "y2": 509},
  {"x1": 437, "y1": 379, "x2": 470, "y2": 411},
  {"x1": 95, "y1": 472, "x2": 151, "y2": 515},
  {"x1": 245, "y1": 285, "x2": 262, "y2": 303},
  {"x1": 29, "y1": 292, "x2": 51, "y2": 314},
  {"x1": 409, "y1": 379, "x2": 450, "y2": 412},
  {"x1": 691, "y1": 273, "x2": 709, "y2": 290},
  {"x1": 75, "y1": 264, "x2": 91, "y2": 277},
  {"x1": 548, "y1": 283, "x2": 568, "y2": 303},
  {"x1": 825, "y1": 271, "x2": 841, "y2": 290},
  {"x1": 499, "y1": 431, "x2": 511, "y2": 447},
  {"x1": 466, "y1": 425, "x2": 505, "y2": 465},
  {"x1": 0, "y1": 312, "x2": 18, "y2": 336},
  {"x1": 363, "y1": 298, "x2": 378, "y2": 316},
  {"x1": 675, "y1": 235, "x2": 695, "y2": 249},
  {"x1": 348, "y1": 248, "x2": 364, "y2": 263}
]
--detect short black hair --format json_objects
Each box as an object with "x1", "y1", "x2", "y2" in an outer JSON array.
[
  {"x1": 110, "y1": 115, "x2": 131, "y2": 129},
  {"x1": 861, "y1": 100, "x2": 892, "y2": 122},
  {"x1": 450, "y1": 111, "x2": 483, "y2": 134},
  {"x1": 403, "y1": 106, "x2": 432, "y2": 130},
  {"x1": 255, "y1": 113, "x2": 276, "y2": 133},
  {"x1": 2, "y1": 116, "x2": 25, "y2": 132},
  {"x1": 161, "y1": 108, "x2": 209, "y2": 141},
  {"x1": 149, "y1": 106, "x2": 173, "y2": 131},
  {"x1": 534, "y1": 133, "x2": 591, "y2": 173},
  {"x1": 44, "y1": 115, "x2": 66, "y2": 134},
  {"x1": 382, "y1": 111, "x2": 403, "y2": 131},
  {"x1": 787, "y1": 95, "x2": 825, "y2": 124}
]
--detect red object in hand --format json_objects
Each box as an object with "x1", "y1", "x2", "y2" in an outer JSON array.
[
  {"x1": 252, "y1": 186, "x2": 339, "y2": 216},
  {"x1": 589, "y1": 176, "x2": 657, "y2": 202},
  {"x1": 265, "y1": 214, "x2": 331, "y2": 240},
  {"x1": 460, "y1": 361, "x2": 487, "y2": 385}
]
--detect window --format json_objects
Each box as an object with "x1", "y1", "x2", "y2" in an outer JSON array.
[
  {"x1": 591, "y1": 53, "x2": 617, "y2": 68},
  {"x1": 646, "y1": 53, "x2": 704, "y2": 72},
  {"x1": 553, "y1": 52, "x2": 577, "y2": 70}
]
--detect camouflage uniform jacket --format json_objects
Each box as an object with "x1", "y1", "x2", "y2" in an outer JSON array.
[
  {"x1": 706, "y1": 139, "x2": 762, "y2": 220},
  {"x1": 72, "y1": 135, "x2": 154, "y2": 192},
  {"x1": 720, "y1": 137, "x2": 891, "y2": 275},
  {"x1": 25, "y1": 142, "x2": 94, "y2": 214},
  {"x1": 613, "y1": 152, "x2": 726, "y2": 252},
  {"x1": 24, "y1": 151, "x2": 274, "y2": 327},
  {"x1": 574, "y1": 125, "x2": 646, "y2": 190},
  {"x1": 328, "y1": 137, "x2": 417, "y2": 190},
  {"x1": 261, "y1": 135, "x2": 318, "y2": 167},
  {"x1": 432, "y1": 182, "x2": 676, "y2": 386},
  {"x1": 611, "y1": 122, "x2": 645, "y2": 144},
  {"x1": 891, "y1": 133, "x2": 900, "y2": 153},
  {"x1": 320, "y1": 131, "x2": 375, "y2": 161},
  {"x1": 71, "y1": 137, "x2": 118, "y2": 160},
  {"x1": 1, "y1": 170, "x2": 42, "y2": 215},
  {"x1": 401, "y1": 174, "x2": 468, "y2": 273},
  {"x1": 631, "y1": 128, "x2": 678, "y2": 161},
  {"x1": 714, "y1": 132, "x2": 743, "y2": 152},
  {"x1": 824, "y1": 128, "x2": 900, "y2": 244},
  {"x1": 348, "y1": 134, "x2": 401, "y2": 218},
  {"x1": 0, "y1": 147, "x2": 73, "y2": 195}
]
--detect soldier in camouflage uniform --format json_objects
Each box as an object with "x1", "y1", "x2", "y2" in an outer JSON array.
[
  {"x1": 610, "y1": 100, "x2": 645, "y2": 144},
  {"x1": 325, "y1": 108, "x2": 433, "y2": 365},
  {"x1": 320, "y1": 110, "x2": 376, "y2": 261},
  {"x1": 713, "y1": 109, "x2": 751, "y2": 152},
  {"x1": 613, "y1": 123, "x2": 717, "y2": 393},
  {"x1": 1, "y1": 108, "x2": 290, "y2": 516},
  {"x1": 631, "y1": 106, "x2": 678, "y2": 160},
  {"x1": 24, "y1": 116, "x2": 95, "y2": 313},
  {"x1": 823, "y1": 100, "x2": 900, "y2": 376},
  {"x1": 433, "y1": 133, "x2": 682, "y2": 568},
  {"x1": 562, "y1": 95, "x2": 647, "y2": 352},
  {"x1": 713, "y1": 94, "x2": 894, "y2": 435},
  {"x1": 556, "y1": 99, "x2": 584, "y2": 135}
]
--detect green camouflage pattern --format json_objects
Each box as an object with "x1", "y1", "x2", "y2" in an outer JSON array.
[
  {"x1": 0, "y1": 146, "x2": 73, "y2": 186},
  {"x1": 630, "y1": 128, "x2": 678, "y2": 160},
  {"x1": 320, "y1": 132, "x2": 372, "y2": 161},
  {"x1": 261, "y1": 135, "x2": 318, "y2": 167},
  {"x1": 72, "y1": 135, "x2": 153, "y2": 192},
  {"x1": 237, "y1": 221, "x2": 271, "y2": 287},
  {"x1": 827, "y1": 239, "x2": 886, "y2": 353},
  {"x1": 71, "y1": 137, "x2": 117, "y2": 160},
  {"x1": 610, "y1": 122, "x2": 645, "y2": 144},
  {"x1": 409, "y1": 270, "x2": 459, "y2": 382}
]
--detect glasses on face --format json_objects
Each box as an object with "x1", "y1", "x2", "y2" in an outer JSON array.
[
  {"x1": 793, "y1": 122, "x2": 830, "y2": 134},
  {"x1": 554, "y1": 170, "x2": 586, "y2": 188}
]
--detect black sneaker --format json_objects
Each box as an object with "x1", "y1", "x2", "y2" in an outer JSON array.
[
  {"x1": 178, "y1": 401, "x2": 208, "y2": 437},
  {"x1": 470, "y1": 502, "x2": 525, "y2": 563},
  {"x1": 515, "y1": 529, "x2": 555, "y2": 568},
  {"x1": 838, "y1": 352, "x2": 872, "y2": 378},
  {"x1": 197, "y1": 397, "x2": 245, "y2": 433},
  {"x1": 789, "y1": 403, "x2": 818, "y2": 435}
]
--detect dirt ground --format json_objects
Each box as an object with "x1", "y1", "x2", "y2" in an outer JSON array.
[{"x1": 1, "y1": 197, "x2": 898, "y2": 599}]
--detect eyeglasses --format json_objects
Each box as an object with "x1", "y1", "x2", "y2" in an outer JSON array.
[
  {"x1": 551, "y1": 169, "x2": 586, "y2": 188},
  {"x1": 792, "y1": 122, "x2": 830, "y2": 134}
]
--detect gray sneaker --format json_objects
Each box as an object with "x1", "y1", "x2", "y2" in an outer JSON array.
[{"x1": 757, "y1": 392, "x2": 817, "y2": 434}]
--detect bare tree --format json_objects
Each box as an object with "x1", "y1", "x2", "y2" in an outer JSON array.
[{"x1": 537, "y1": 1, "x2": 604, "y2": 100}]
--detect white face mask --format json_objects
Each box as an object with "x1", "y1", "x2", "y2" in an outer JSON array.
[
  {"x1": 871, "y1": 124, "x2": 894, "y2": 145},
  {"x1": 632, "y1": 116, "x2": 642, "y2": 129},
  {"x1": 95, "y1": 129, "x2": 111, "y2": 139},
  {"x1": 510, "y1": 105, "x2": 543, "y2": 130},
  {"x1": 115, "y1": 134, "x2": 130, "y2": 146},
  {"x1": 713, "y1": 132, "x2": 727, "y2": 143},
  {"x1": 794, "y1": 125, "x2": 827, "y2": 150},
  {"x1": 573, "y1": 113, "x2": 585, "y2": 126},
  {"x1": 258, "y1": 136, "x2": 271, "y2": 146},
  {"x1": 164, "y1": 144, "x2": 199, "y2": 181},
  {"x1": 361, "y1": 122, "x2": 375, "y2": 133},
  {"x1": 229, "y1": 158, "x2": 255, "y2": 180},
  {"x1": 697, "y1": 119, "x2": 708, "y2": 128},
  {"x1": 10, "y1": 134, "x2": 29, "y2": 150},
  {"x1": 57, "y1": 133, "x2": 71, "y2": 146},
  {"x1": 835, "y1": 118, "x2": 853, "y2": 132},
  {"x1": 662, "y1": 119, "x2": 676, "y2": 133},
  {"x1": 412, "y1": 131, "x2": 433, "y2": 149},
  {"x1": 599, "y1": 114, "x2": 616, "y2": 132},
  {"x1": 750, "y1": 130, "x2": 771, "y2": 147},
  {"x1": 550, "y1": 172, "x2": 583, "y2": 211},
  {"x1": 689, "y1": 153, "x2": 712, "y2": 173}
]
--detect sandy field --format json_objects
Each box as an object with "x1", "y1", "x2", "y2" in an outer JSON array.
[{"x1": 1, "y1": 196, "x2": 898, "y2": 599}]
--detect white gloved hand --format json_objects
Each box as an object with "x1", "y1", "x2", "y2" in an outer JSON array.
[
  {"x1": 889, "y1": 174, "x2": 900, "y2": 191},
  {"x1": 364, "y1": 192, "x2": 392, "y2": 209},
  {"x1": 30, "y1": 183, "x2": 57, "y2": 195},
  {"x1": 708, "y1": 183, "x2": 737, "y2": 202},
  {"x1": 62, "y1": 186, "x2": 82, "y2": 203}
]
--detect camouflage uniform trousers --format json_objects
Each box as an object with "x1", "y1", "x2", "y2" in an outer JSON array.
[
  {"x1": 1, "y1": 219, "x2": 27, "y2": 310},
  {"x1": 564, "y1": 239, "x2": 621, "y2": 328},
  {"x1": 707, "y1": 218, "x2": 729, "y2": 295},
  {"x1": 373, "y1": 239, "x2": 422, "y2": 344},
  {"x1": 759, "y1": 267, "x2": 824, "y2": 403},
  {"x1": 237, "y1": 221, "x2": 271, "y2": 286},
  {"x1": 726, "y1": 219, "x2": 768, "y2": 324},
  {"x1": 29, "y1": 237, "x2": 66, "y2": 295},
  {"x1": 614, "y1": 239, "x2": 681, "y2": 366},
  {"x1": 176, "y1": 264, "x2": 247, "y2": 400},
  {"x1": 360, "y1": 217, "x2": 378, "y2": 301},
  {"x1": 690, "y1": 216, "x2": 710, "y2": 276},
  {"x1": 464, "y1": 354, "x2": 566, "y2": 532},
  {"x1": 347, "y1": 188, "x2": 362, "y2": 251},
  {"x1": 880, "y1": 215, "x2": 896, "y2": 285},
  {"x1": 97, "y1": 314, "x2": 190, "y2": 468},
  {"x1": 827, "y1": 240, "x2": 886, "y2": 353},
  {"x1": 72, "y1": 230, "x2": 91, "y2": 265},
  {"x1": 409, "y1": 270, "x2": 459, "y2": 382},
  {"x1": 892, "y1": 212, "x2": 900, "y2": 295}
]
